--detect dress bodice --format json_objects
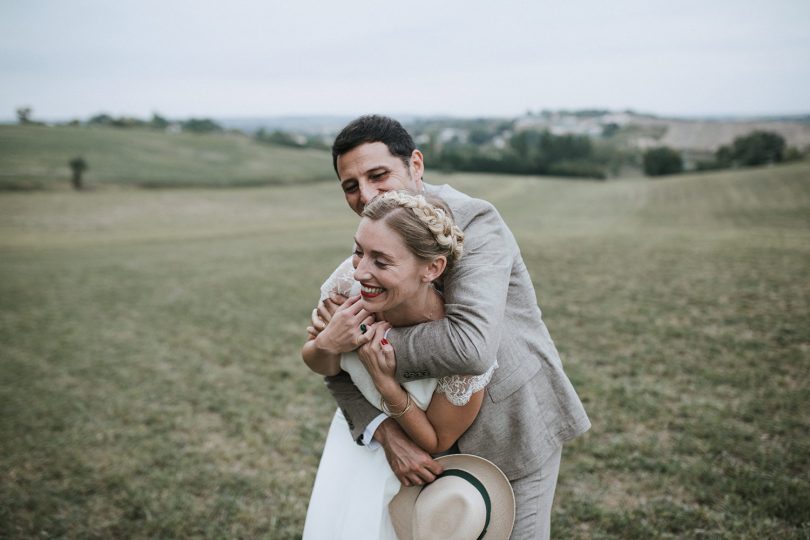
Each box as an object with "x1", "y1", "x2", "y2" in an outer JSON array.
[{"x1": 341, "y1": 352, "x2": 438, "y2": 411}]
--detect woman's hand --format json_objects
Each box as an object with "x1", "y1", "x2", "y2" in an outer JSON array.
[
  {"x1": 357, "y1": 321, "x2": 396, "y2": 387},
  {"x1": 313, "y1": 295, "x2": 375, "y2": 355},
  {"x1": 307, "y1": 293, "x2": 348, "y2": 340}
]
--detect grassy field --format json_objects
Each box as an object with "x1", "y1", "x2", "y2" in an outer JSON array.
[
  {"x1": 0, "y1": 124, "x2": 333, "y2": 190},
  {"x1": 1, "y1": 162, "x2": 808, "y2": 538}
]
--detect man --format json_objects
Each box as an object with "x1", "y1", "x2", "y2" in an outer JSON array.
[{"x1": 306, "y1": 115, "x2": 590, "y2": 539}]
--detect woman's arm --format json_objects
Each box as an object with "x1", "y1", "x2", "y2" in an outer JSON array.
[
  {"x1": 358, "y1": 324, "x2": 486, "y2": 454},
  {"x1": 301, "y1": 338, "x2": 341, "y2": 376},
  {"x1": 376, "y1": 378, "x2": 484, "y2": 454}
]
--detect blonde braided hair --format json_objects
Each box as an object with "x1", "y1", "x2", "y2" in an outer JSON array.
[{"x1": 362, "y1": 190, "x2": 464, "y2": 272}]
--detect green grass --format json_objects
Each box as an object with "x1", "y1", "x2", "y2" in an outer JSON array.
[
  {"x1": 0, "y1": 124, "x2": 333, "y2": 190},
  {"x1": 1, "y1": 162, "x2": 809, "y2": 538}
]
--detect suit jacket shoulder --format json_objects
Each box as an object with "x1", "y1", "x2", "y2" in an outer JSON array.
[{"x1": 424, "y1": 183, "x2": 500, "y2": 230}]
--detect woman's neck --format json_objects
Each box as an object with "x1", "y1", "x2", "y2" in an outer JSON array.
[{"x1": 381, "y1": 285, "x2": 444, "y2": 327}]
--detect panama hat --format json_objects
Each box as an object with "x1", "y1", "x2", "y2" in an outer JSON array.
[{"x1": 389, "y1": 454, "x2": 515, "y2": 540}]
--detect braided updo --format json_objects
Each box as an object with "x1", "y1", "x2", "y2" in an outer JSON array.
[{"x1": 362, "y1": 191, "x2": 464, "y2": 275}]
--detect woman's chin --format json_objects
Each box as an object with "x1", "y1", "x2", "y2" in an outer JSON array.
[
  {"x1": 359, "y1": 294, "x2": 390, "y2": 314},
  {"x1": 358, "y1": 297, "x2": 377, "y2": 312}
]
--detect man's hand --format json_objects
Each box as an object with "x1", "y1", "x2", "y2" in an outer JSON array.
[
  {"x1": 312, "y1": 295, "x2": 375, "y2": 355},
  {"x1": 307, "y1": 293, "x2": 348, "y2": 340},
  {"x1": 375, "y1": 419, "x2": 443, "y2": 487}
]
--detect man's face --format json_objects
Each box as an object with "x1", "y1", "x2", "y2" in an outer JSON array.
[{"x1": 336, "y1": 142, "x2": 424, "y2": 215}]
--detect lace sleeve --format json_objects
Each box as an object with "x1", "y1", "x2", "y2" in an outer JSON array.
[
  {"x1": 435, "y1": 362, "x2": 497, "y2": 406},
  {"x1": 319, "y1": 256, "x2": 357, "y2": 301}
]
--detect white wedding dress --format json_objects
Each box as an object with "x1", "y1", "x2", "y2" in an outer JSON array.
[{"x1": 302, "y1": 258, "x2": 496, "y2": 540}]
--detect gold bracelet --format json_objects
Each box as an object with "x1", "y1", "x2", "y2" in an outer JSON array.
[
  {"x1": 381, "y1": 393, "x2": 412, "y2": 418},
  {"x1": 389, "y1": 394, "x2": 412, "y2": 418},
  {"x1": 382, "y1": 393, "x2": 408, "y2": 411}
]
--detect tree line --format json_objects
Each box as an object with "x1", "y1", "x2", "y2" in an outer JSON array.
[
  {"x1": 85, "y1": 113, "x2": 223, "y2": 133},
  {"x1": 13, "y1": 106, "x2": 807, "y2": 181},
  {"x1": 15, "y1": 106, "x2": 224, "y2": 134},
  {"x1": 643, "y1": 131, "x2": 804, "y2": 177},
  {"x1": 421, "y1": 129, "x2": 609, "y2": 179}
]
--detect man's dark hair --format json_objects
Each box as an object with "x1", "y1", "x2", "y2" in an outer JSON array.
[{"x1": 331, "y1": 115, "x2": 416, "y2": 175}]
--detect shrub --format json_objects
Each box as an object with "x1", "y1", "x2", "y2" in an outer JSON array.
[
  {"x1": 181, "y1": 118, "x2": 223, "y2": 134},
  {"x1": 730, "y1": 130, "x2": 786, "y2": 166},
  {"x1": 643, "y1": 147, "x2": 683, "y2": 176}
]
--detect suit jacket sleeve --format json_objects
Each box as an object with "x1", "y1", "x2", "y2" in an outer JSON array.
[
  {"x1": 324, "y1": 371, "x2": 381, "y2": 443},
  {"x1": 387, "y1": 199, "x2": 513, "y2": 379}
]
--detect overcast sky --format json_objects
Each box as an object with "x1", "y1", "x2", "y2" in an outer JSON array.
[{"x1": 1, "y1": 0, "x2": 808, "y2": 120}]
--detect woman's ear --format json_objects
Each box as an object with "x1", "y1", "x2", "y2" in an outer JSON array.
[{"x1": 422, "y1": 256, "x2": 447, "y2": 282}]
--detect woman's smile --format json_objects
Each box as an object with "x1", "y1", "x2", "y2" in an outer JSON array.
[{"x1": 360, "y1": 284, "x2": 385, "y2": 298}]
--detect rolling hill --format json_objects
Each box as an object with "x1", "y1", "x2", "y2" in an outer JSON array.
[{"x1": 0, "y1": 124, "x2": 334, "y2": 190}]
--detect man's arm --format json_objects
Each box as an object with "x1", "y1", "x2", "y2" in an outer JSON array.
[
  {"x1": 387, "y1": 200, "x2": 514, "y2": 378},
  {"x1": 323, "y1": 371, "x2": 384, "y2": 442}
]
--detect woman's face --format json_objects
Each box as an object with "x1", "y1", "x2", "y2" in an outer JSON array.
[{"x1": 352, "y1": 217, "x2": 431, "y2": 314}]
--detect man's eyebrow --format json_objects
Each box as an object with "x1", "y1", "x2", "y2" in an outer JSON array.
[{"x1": 340, "y1": 165, "x2": 390, "y2": 184}]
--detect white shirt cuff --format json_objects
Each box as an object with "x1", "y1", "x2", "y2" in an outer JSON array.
[{"x1": 360, "y1": 413, "x2": 388, "y2": 450}]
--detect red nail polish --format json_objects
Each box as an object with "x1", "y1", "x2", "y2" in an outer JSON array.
[{"x1": 380, "y1": 338, "x2": 389, "y2": 346}]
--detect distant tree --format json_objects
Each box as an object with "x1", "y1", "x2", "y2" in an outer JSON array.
[
  {"x1": 88, "y1": 113, "x2": 114, "y2": 126},
  {"x1": 69, "y1": 157, "x2": 88, "y2": 190},
  {"x1": 714, "y1": 144, "x2": 734, "y2": 168},
  {"x1": 711, "y1": 130, "x2": 787, "y2": 169},
  {"x1": 509, "y1": 130, "x2": 594, "y2": 173},
  {"x1": 730, "y1": 130, "x2": 785, "y2": 166},
  {"x1": 428, "y1": 128, "x2": 604, "y2": 178},
  {"x1": 304, "y1": 134, "x2": 331, "y2": 150},
  {"x1": 508, "y1": 130, "x2": 545, "y2": 172},
  {"x1": 255, "y1": 129, "x2": 303, "y2": 147},
  {"x1": 643, "y1": 147, "x2": 683, "y2": 176},
  {"x1": 468, "y1": 127, "x2": 492, "y2": 145},
  {"x1": 181, "y1": 118, "x2": 222, "y2": 133},
  {"x1": 495, "y1": 120, "x2": 514, "y2": 133},
  {"x1": 150, "y1": 113, "x2": 170, "y2": 130},
  {"x1": 16, "y1": 107, "x2": 32, "y2": 124},
  {"x1": 601, "y1": 123, "x2": 620, "y2": 138},
  {"x1": 110, "y1": 116, "x2": 147, "y2": 128}
]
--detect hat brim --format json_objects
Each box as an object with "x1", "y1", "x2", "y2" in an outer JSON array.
[{"x1": 389, "y1": 454, "x2": 515, "y2": 540}]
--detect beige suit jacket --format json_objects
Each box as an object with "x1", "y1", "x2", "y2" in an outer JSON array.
[{"x1": 325, "y1": 183, "x2": 590, "y2": 480}]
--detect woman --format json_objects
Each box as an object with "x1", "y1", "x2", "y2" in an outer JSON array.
[{"x1": 301, "y1": 191, "x2": 496, "y2": 539}]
